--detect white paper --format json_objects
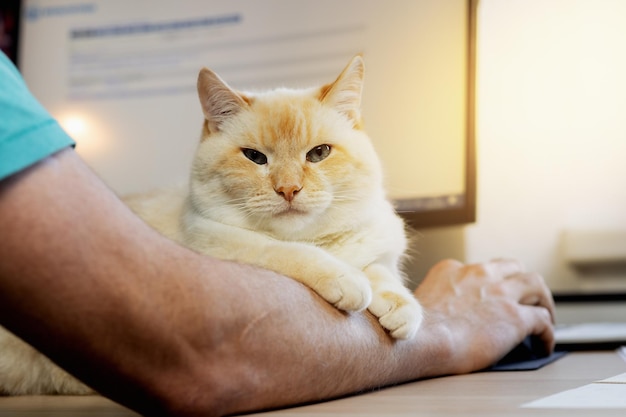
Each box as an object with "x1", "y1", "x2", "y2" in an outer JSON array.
[
  {"x1": 599, "y1": 372, "x2": 626, "y2": 384},
  {"x1": 523, "y1": 383, "x2": 626, "y2": 409},
  {"x1": 523, "y1": 370, "x2": 626, "y2": 409}
]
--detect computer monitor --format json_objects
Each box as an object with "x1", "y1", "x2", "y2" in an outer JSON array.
[{"x1": 17, "y1": 0, "x2": 476, "y2": 230}]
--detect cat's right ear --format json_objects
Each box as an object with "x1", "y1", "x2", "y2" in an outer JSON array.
[
  {"x1": 319, "y1": 54, "x2": 364, "y2": 126},
  {"x1": 197, "y1": 68, "x2": 248, "y2": 134}
]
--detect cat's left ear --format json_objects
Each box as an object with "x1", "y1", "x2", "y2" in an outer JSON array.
[
  {"x1": 197, "y1": 67, "x2": 248, "y2": 133},
  {"x1": 319, "y1": 54, "x2": 364, "y2": 126}
]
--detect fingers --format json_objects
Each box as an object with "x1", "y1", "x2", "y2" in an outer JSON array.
[
  {"x1": 460, "y1": 259, "x2": 554, "y2": 320},
  {"x1": 505, "y1": 272, "x2": 556, "y2": 324},
  {"x1": 487, "y1": 263, "x2": 556, "y2": 351},
  {"x1": 419, "y1": 258, "x2": 555, "y2": 323},
  {"x1": 521, "y1": 303, "x2": 556, "y2": 353}
]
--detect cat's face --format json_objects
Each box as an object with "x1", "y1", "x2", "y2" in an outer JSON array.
[{"x1": 190, "y1": 56, "x2": 383, "y2": 238}]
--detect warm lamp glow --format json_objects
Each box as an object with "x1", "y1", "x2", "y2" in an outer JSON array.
[
  {"x1": 61, "y1": 116, "x2": 87, "y2": 138},
  {"x1": 57, "y1": 111, "x2": 109, "y2": 160}
]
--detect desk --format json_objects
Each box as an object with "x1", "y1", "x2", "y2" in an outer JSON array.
[{"x1": 0, "y1": 351, "x2": 624, "y2": 416}]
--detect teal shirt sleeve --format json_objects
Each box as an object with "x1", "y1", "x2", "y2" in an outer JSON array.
[{"x1": 0, "y1": 52, "x2": 75, "y2": 181}]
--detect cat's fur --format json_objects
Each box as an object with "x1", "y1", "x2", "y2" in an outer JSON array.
[{"x1": 0, "y1": 55, "x2": 422, "y2": 395}]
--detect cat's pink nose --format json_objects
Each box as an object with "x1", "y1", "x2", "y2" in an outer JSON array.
[{"x1": 275, "y1": 185, "x2": 302, "y2": 202}]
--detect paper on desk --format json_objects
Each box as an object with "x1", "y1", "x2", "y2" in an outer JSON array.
[
  {"x1": 523, "y1": 371, "x2": 626, "y2": 409},
  {"x1": 599, "y1": 372, "x2": 626, "y2": 384}
]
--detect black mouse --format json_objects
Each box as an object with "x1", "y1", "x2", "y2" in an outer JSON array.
[{"x1": 493, "y1": 335, "x2": 550, "y2": 366}]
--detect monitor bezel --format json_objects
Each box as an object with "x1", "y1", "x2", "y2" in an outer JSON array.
[{"x1": 398, "y1": 0, "x2": 477, "y2": 229}]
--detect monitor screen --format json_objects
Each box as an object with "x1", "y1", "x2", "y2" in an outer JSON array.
[{"x1": 18, "y1": 0, "x2": 476, "y2": 229}]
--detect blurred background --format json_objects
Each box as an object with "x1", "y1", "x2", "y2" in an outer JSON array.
[
  {"x1": 413, "y1": 0, "x2": 626, "y2": 301},
  {"x1": 6, "y1": 0, "x2": 626, "y2": 322}
]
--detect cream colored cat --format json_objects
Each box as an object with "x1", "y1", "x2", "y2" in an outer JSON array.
[{"x1": 0, "y1": 55, "x2": 422, "y2": 395}]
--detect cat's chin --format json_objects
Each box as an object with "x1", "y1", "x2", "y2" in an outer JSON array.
[
  {"x1": 275, "y1": 207, "x2": 308, "y2": 217},
  {"x1": 260, "y1": 209, "x2": 320, "y2": 238},
  {"x1": 270, "y1": 208, "x2": 313, "y2": 232}
]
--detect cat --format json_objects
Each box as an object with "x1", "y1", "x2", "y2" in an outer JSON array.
[{"x1": 0, "y1": 55, "x2": 422, "y2": 395}]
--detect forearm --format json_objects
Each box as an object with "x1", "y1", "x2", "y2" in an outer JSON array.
[
  {"x1": 0, "y1": 149, "x2": 553, "y2": 416},
  {"x1": 0, "y1": 149, "x2": 452, "y2": 415},
  {"x1": 0, "y1": 149, "x2": 212, "y2": 413}
]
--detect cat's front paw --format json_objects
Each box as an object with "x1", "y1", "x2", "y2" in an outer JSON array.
[
  {"x1": 368, "y1": 291, "x2": 423, "y2": 339},
  {"x1": 314, "y1": 265, "x2": 372, "y2": 312}
]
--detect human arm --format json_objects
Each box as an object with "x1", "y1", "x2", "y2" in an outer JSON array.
[{"x1": 0, "y1": 148, "x2": 554, "y2": 416}]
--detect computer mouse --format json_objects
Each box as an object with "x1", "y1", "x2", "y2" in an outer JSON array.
[{"x1": 494, "y1": 335, "x2": 550, "y2": 366}]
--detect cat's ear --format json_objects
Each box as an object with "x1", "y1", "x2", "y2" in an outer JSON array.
[
  {"x1": 319, "y1": 54, "x2": 364, "y2": 125},
  {"x1": 197, "y1": 67, "x2": 248, "y2": 133}
]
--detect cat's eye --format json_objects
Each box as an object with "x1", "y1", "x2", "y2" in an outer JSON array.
[
  {"x1": 306, "y1": 144, "x2": 331, "y2": 163},
  {"x1": 242, "y1": 148, "x2": 268, "y2": 165}
]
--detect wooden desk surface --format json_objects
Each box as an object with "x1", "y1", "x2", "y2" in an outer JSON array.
[{"x1": 0, "y1": 351, "x2": 624, "y2": 416}]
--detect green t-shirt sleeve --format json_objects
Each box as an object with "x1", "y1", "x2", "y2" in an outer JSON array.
[{"x1": 0, "y1": 52, "x2": 75, "y2": 181}]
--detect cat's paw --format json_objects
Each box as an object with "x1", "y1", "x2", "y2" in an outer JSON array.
[
  {"x1": 368, "y1": 291, "x2": 423, "y2": 339},
  {"x1": 314, "y1": 266, "x2": 372, "y2": 312}
]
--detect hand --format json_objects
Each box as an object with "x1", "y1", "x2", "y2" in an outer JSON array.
[{"x1": 414, "y1": 259, "x2": 555, "y2": 373}]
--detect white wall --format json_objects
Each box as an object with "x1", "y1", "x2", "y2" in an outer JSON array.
[{"x1": 463, "y1": 0, "x2": 626, "y2": 292}]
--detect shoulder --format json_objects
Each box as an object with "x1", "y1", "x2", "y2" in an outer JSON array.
[{"x1": 0, "y1": 53, "x2": 75, "y2": 181}]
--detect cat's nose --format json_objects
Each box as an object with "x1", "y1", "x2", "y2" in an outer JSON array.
[{"x1": 274, "y1": 185, "x2": 302, "y2": 202}]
